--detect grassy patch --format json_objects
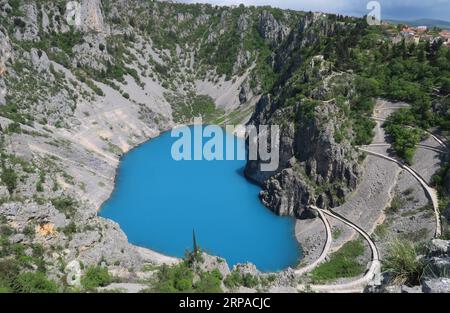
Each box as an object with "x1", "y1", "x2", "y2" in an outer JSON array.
[
  {"x1": 374, "y1": 223, "x2": 389, "y2": 239},
  {"x1": 383, "y1": 240, "x2": 425, "y2": 286},
  {"x1": 386, "y1": 196, "x2": 405, "y2": 214},
  {"x1": 165, "y1": 92, "x2": 224, "y2": 124},
  {"x1": 51, "y1": 197, "x2": 77, "y2": 219},
  {"x1": 310, "y1": 239, "x2": 365, "y2": 283},
  {"x1": 332, "y1": 228, "x2": 343, "y2": 240}
]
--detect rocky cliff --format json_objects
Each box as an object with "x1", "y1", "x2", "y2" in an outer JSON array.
[
  {"x1": 0, "y1": 0, "x2": 366, "y2": 290},
  {"x1": 0, "y1": 0, "x2": 319, "y2": 285},
  {"x1": 245, "y1": 17, "x2": 362, "y2": 217}
]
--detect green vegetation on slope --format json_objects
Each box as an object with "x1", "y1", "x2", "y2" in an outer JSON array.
[
  {"x1": 0, "y1": 217, "x2": 57, "y2": 293},
  {"x1": 384, "y1": 122, "x2": 423, "y2": 165},
  {"x1": 165, "y1": 92, "x2": 225, "y2": 124},
  {"x1": 287, "y1": 19, "x2": 450, "y2": 157},
  {"x1": 310, "y1": 239, "x2": 365, "y2": 283},
  {"x1": 150, "y1": 252, "x2": 223, "y2": 293},
  {"x1": 81, "y1": 266, "x2": 113, "y2": 290}
]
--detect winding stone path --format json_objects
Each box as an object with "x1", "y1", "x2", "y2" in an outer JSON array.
[
  {"x1": 358, "y1": 148, "x2": 442, "y2": 238},
  {"x1": 371, "y1": 116, "x2": 447, "y2": 149},
  {"x1": 297, "y1": 207, "x2": 381, "y2": 293},
  {"x1": 366, "y1": 143, "x2": 444, "y2": 154},
  {"x1": 368, "y1": 105, "x2": 443, "y2": 238},
  {"x1": 295, "y1": 99, "x2": 443, "y2": 292},
  {"x1": 294, "y1": 207, "x2": 332, "y2": 276}
]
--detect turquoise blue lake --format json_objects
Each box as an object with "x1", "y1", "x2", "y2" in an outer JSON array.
[{"x1": 100, "y1": 125, "x2": 301, "y2": 272}]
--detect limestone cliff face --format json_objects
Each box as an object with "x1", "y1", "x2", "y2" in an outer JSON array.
[
  {"x1": 246, "y1": 96, "x2": 361, "y2": 218},
  {"x1": 257, "y1": 10, "x2": 291, "y2": 47},
  {"x1": 0, "y1": 0, "x2": 362, "y2": 279},
  {"x1": 79, "y1": 0, "x2": 105, "y2": 33},
  {"x1": 0, "y1": 27, "x2": 10, "y2": 104},
  {"x1": 245, "y1": 15, "x2": 361, "y2": 218}
]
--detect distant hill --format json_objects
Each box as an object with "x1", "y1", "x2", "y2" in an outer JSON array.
[{"x1": 386, "y1": 18, "x2": 450, "y2": 29}]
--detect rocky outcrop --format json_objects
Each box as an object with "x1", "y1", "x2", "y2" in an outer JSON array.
[
  {"x1": 79, "y1": 0, "x2": 105, "y2": 33},
  {"x1": 428, "y1": 239, "x2": 450, "y2": 257},
  {"x1": 1, "y1": 202, "x2": 69, "y2": 230},
  {"x1": 422, "y1": 278, "x2": 450, "y2": 293},
  {"x1": 72, "y1": 33, "x2": 110, "y2": 71},
  {"x1": 419, "y1": 240, "x2": 450, "y2": 293},
  {"x1": 195, "y1": 253, "x2": 231, "y2": 279},
  {"x1": 273, "y1": 14, "x2": 337, "y2": 75},
  {"x1": 0, "y1": 200, "x2": 144, "y2": 270},
  {"x1": 0, "y1": 27, "x2": 10, "y2": 105},
  {"x1": 258, "y1": 11, "x2": 290, "y2": 47},
  {"x1": 13, "y1": 3, "x2": 39, "y2": 41},
  {"x1": 246, "y1": 92, "x2": 360, "y2": 218},
  {"x1": 30, "y1": 49, "x2": 50, "y2": 73},
  {"x1": 245, "y1": 15, "x2": 360, "y2": 218}
]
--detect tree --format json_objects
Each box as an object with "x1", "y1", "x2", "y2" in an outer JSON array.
[
  {"x1": 1, "y1": 168, "x2": 17, "y2": 194},
  {"x1": 81, "y1": 266, "x2": 112, "y2": 290},
  {"x1": 441, "y1": 77, "x2": 450, "y2": 96},
  {"x1": 192, "y1": 229, "x2": 198, "y2": 254},
  {"x1": 13, "y1": 272, "x2": 58, "y2": 293},
  {"x1": 417, "y1": 47, "x2": 425, "y2": 62},
  {"x1": 428, "y1": 39, "x2": 443, "y2": 63}
]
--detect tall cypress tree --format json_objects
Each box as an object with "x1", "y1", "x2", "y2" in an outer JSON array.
[{"x1": 192, "y1": 229, "x2": 198, "y2": 254}]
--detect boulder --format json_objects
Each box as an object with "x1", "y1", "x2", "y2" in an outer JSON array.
[
  {"x1": 14, "y1": 4, "x2": 39, "y2": 41},
  {"x1": 428, "y1": 239, "x2": 450, "y2": 257},
  {"x1": 30, "y1": 48, "x2": 50, "y2": 73},
  {"x1": 232, "y1": 263, "x2": 260, "y2": 277},
  {"x1": 196, "y1": 253, "x2": 231, "y2": 278},
  {"x1": 428, "y1": 257, "x2": 450, "y2": 276},
  {"x1": 65, "y1": 260, "x2": 82, "y2": 287},
  {"x1": 422, "y1": 278, "x2": 450, "y2": 293}
]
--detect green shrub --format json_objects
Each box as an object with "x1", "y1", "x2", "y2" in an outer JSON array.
[
  {"x1": 224, "y1": 271, "x2": 259, "y2": 289},
  {"x1": 5, "y1": 122, "x2": 22, "y2": 134},
  {"x1": 13, "y1": 272, "x2": 58, "y2": 293},
  {"x1": 81, "y1": 266, "x2": 112, "y2": 290},
  {"x1": 152, "y1": 260, "x2": 223, "y2": 293},
  {"x1": 384, "y1": 122, "x2": 421, "y2": 165},
  {"x1": 383, "y1": 240, "x2": 425, "y2": 286},
  {"x1": 386, "y1": 196, "x2": 405, "y2": 214},
  {"x1": 195, "y1": 269, "x2": 223, "y2": 293},
  {"x1": 62, "y1": 222, "x2": 77, "y2": 236},
  {"x1": 1, "y1": 167, "x2": 18, "y2": 194},
  {"x1": 152, "y1": 262, "x2": 193, "y2": 293},
  {"x1": 51, "y1": 197, "x2": 76, "y2": 218}
]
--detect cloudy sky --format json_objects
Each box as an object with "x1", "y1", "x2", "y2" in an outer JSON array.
[{"x1": 178, "y1": 0, "x2": 450, "y2": 21}]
